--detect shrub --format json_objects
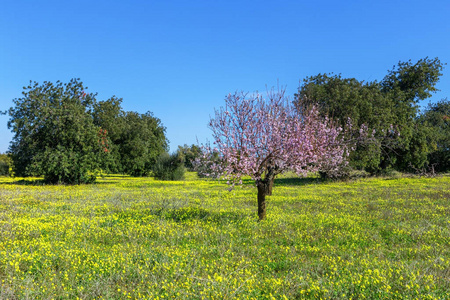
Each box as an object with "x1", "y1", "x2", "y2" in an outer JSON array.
[
  {"x1": 152, "y1": 152, "x2": 185, "y2": 181},
  {"x1": 0, "y1": 153, "x2": 12, "y2": 176}
]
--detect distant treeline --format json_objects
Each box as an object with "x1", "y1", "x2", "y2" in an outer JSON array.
[
  {"x1": 5, "y1": 79, "x2": 183, "y2": 183},
  {"x1": 294, "y1": 57, "x2": 449, "y2": 175},
  {"x1": 2, "y1": 57, "x2": 449, "y2": 183}
]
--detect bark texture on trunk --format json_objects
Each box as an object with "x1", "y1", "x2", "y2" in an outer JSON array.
[
  {"x1": 256, "y1": 171, "x2": 276, "y2": 220},
  {"x1": 257, "y1": 182, "x2": 267, "y2": 220}
]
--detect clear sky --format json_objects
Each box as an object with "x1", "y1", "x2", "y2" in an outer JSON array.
[{"x1": 1, "y1": 0, "x2": 449, "y2": 153}]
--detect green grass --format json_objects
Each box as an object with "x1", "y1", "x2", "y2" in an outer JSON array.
[{"x1": 0, "y1": 173, "x2": 449, "y2": 299}]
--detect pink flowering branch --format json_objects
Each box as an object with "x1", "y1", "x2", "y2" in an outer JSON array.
[{"x1": 202, "y1": 87, "x2": 350, "y2": 220}]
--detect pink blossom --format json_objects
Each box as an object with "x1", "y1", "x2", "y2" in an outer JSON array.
[{"x1": 205, "y1": 88, "x2": 348, "y2": 183}]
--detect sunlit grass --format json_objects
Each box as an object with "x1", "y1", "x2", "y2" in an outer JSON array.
[{"x1": 0, "y1": 173, "x2": 449, "y2": 299}]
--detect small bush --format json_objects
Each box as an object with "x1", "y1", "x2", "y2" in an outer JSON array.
[
  {"x1": 152, "y1": 152, "x2": 186, "y2": 181},
  {"x1": 0, "y1": 154, "x2": 12, "y2": 176}
]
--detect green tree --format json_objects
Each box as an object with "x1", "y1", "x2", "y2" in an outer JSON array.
[
  {"x1": 295, "y1": 74, "x2": 391, "y2": 172},
  {"x1": 294, "y1": 57, "x2": 445, "y2": 173},
  {"x1": 177, "y1": 144, "x2": 202, "y2": 171},
  {"x1": 8, "y1": 79, "x2": 109, "y2": 183},
  {"x1": 93, "y1": 96, "x2": 126, "y2": 173},
  {"x1": 419, "y1": 98, "x2": 450, "y2": 172},
  {"x1": 380, "y1": 57, "x2": 444, "y2": 171},
  {"x1": 118, "y1": 111, "x2": 168, "y2": 176},
  {"x1": 92, "y1": 98, "x2": 168, "y2": 176}
]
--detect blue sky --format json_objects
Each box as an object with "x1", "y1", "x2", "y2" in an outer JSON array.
[{"x1": 1, "y1": 0, "x2": 449, "y2": 153}]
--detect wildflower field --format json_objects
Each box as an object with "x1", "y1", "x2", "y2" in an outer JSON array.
[{"x1": 0, "y1": 174, "x2": 449, "y2": 299}]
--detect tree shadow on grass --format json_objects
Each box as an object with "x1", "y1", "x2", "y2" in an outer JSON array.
[
  {"x1": 0, "y1": 179, "x2": 116, "y2": 186},
  {"x1": 236, "y1": 176, "x2": 326, "y2": 188},
  {"x1": 274, "y1": 177, "x2": 325, "y2": 187},
  {"x1": 0, "y1": 179, "x2": 47, "y2": 186}
]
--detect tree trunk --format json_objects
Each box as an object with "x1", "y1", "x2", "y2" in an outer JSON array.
[
  {"x1": 256, "y1": 175, "x2": 275, "y2": 220},
  {"x1": 257, "y1": 182, "x2": 267, "y2": 220},
  {"x1": 267, "y1": 176, "x2": 274, "y2": 195}
]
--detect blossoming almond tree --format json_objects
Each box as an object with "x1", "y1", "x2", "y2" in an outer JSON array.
[{"x1": 208, "y1": 88, "x2": 348, "y2": 220}]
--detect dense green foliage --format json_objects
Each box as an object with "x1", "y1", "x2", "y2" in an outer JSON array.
[
  {"x1": 7, "y1": 79, "x2": 168, "y2": 183},
  {"x1": 152, "y1": 152, "x2": 186, "y2": 180},
  {"x1": 177, "y1": 144, "x2": 202, "y2": 171},
  {"x1": 7, "y1": 79, "x2": 108, "y2": 183},
  {"x1": 0, "y1": 174, "x2": 449, "y2": 298},
  {"x1": 295, "y1": 74, "x2": 391, "y2": 172},
  {"x1": 419, "y1": 98, "x2": 450, "y2": 172},
  {"x1": 92, "y1": 96, "x2": 126, "y2": 173},
  {"x1": 119, "y1": 112, "x2": 167, "y2": 176},
  {"x1": 93, "y1": 97, "x2": 168, "y2": 176},
  {"x1": 0, "y1": 153, "x2": 11, "y2": 176},
  {"x1": 295, "y1": 57, "x2": 445, "y2": 174}
]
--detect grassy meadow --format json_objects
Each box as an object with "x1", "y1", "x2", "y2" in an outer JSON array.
[{"x1": 0, "y1": 173, "x2": 449, "y2": 299}]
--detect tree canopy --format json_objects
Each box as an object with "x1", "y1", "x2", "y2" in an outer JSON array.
[
  {"x1": 177, "y1": 144, "x2": 203, "y2": 171},
  {"x1": 118, "y1": 111, "x2": 168, "y2": 176},
  {"x1": 92, "y1": 97, "x2": 168, "y2": 176},
  {"x1": 419, "y1": 98, "x2": 450, "y2": 172},
  {"x1": 8, "y1": 79, "x2": 168, "y2": 183},
  {"x1": 294, "y1": 57, "x2": 445, "y2": 173},
  {"x1": 208, "y1": 89, "x2": 348, "y2": 220},
  {"x1": 8, "y1": 79, "x2": 108, "y2": 183}
]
